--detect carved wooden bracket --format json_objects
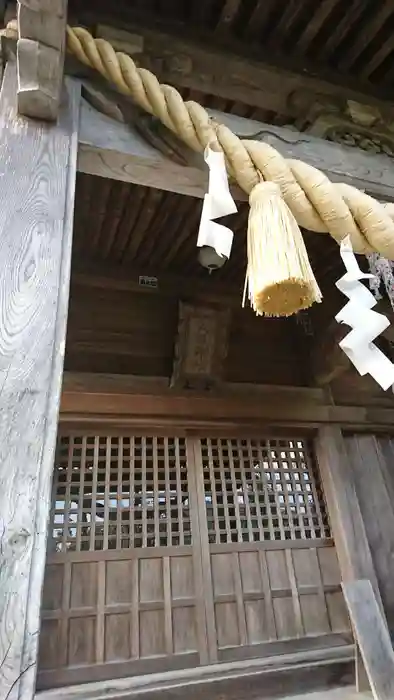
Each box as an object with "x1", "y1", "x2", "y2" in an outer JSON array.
[
  {"x1": 17, "y1": 0, "x2": 67, "y2": 120},
  {"x1": 307, "y1": 99, "x2": 394, "y2": 157},
  {"x1": 171, "y1": 303, "x2": 230, "y2": 390}
]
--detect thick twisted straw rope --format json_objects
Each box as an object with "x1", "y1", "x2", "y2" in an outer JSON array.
[{"x1": 7, "y1": 20, "x2": 394, "y2": 257}]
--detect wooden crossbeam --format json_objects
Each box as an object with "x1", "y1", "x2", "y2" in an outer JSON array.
[
  {"x1": 0, "y1": 62, "x2": 80, "y2": 700},
  {"x1": 77, "y1": 96, "x2": 394, "y2": 202},
  {"x1": 17, "y1": 0, "x2": 68, "y2": 119}
]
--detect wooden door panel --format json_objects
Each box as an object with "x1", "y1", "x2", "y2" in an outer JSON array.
[
  {"x1": 38, "y1": 431, "x2": 351, "y2": 689},
  {"x1": 37, "y1": 434, "x2": 208, "y2": 690},
  {"x1": 208, "y1": 544, "x2": 346, "y2": 659},
  {"x1": 38, "y1": 550, "x2": 204, "y2": 688},
  {"x1": 193, "y1": 437, "x2": 351, "y2": 663}
]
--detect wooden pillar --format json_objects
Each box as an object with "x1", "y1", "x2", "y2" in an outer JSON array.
[
  {"x1": 316, "y1": 426, "x2": 384, "y2": 611},
  {"x1": 0, "y1": 62, "x2": 80, "y2": 700},
  {"x1": 17, "y1": 0, "x2": 67, "y2": 120},
  {"x1": 316, "y1": 426, "x2": 387, "y2": 693}
]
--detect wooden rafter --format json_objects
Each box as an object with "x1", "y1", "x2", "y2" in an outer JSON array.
[
  {"x1": 17, "y1": 0, "x2": 67, "y2": 119},
  {"x1": 92, "y1": 22, "x2": 394, "y2": 118}
]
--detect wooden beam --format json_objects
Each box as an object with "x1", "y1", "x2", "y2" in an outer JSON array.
[
  {"x1": 77, "y1": 96, "x2": 394, "y2": 201},
  {"x1": 34, "y1": 645, "x2": 354, "y2": 700},
  {"x1": 342, "y1": 580, "x2": 394, "y2": 700},
  {"x1": 315, "y1": 428, "x2": 385, "y2": 612},
  {"x1": 17, "y1": 0, "x2": 67, "y2": 119},
  {"x1": 59, "y1": 374, "x2": 394, "y2": 430},
  {"x1": 86, "y1": 19, "x2": 394, "y2": 114},
  {"x1": 0, "y1": 62, "x2": 80, "y2": 700}
]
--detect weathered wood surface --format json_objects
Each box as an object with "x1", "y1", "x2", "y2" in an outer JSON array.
[
  {"x1": 77, "y1": 97, "x2": 394, "y2": 201},
  {"x1": 66, "y1": 272, "x2": 307, "y2": 385},
  {"x1": 17, "y1": 0, "x2": 67, "y2": 119},
  {"x1": 82, "y1": 20, "x2": 394, "y2": 116},
  {"x1": 342, "y1": 580, "x2": 394, "y2": 700},
  {"x1": 35, "y1": 644, "x2": 354, "y2": 700},
  {"x1": 0, "y1": 63, "x2": 80, "y2": 700},
  {"x1": 346, "y1": 436, "x2": 394, "y2": 632},
  {"x1": 315, "y1": 428, "x2": 384, "y2": 615},
  {"x1": 59, "y1": 376, "x2": 394, "y2": 431}
]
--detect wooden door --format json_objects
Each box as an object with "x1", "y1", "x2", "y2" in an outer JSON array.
[
  {"x1": 192, "y1": 437, "x2": 351, "y2": 663},
  {"x1": 37, "y1": 432, "x2": 351, "y2": 690},
  {"x1": 37, "y1": 435, "x2": 208, "y2": 690}
]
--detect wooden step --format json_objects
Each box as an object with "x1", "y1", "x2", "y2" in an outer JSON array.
[
  {"x1": 342, "y1": 580, "x2": 394, "y2": 700},
  {"x1": 279, "y1": 689, "x2": 371, "y2": 700},
  {"x1": 36, "y1": 644, "x2": 355, "y2": 700}
]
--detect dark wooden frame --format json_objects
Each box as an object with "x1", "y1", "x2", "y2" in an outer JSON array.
[{"x1": 0, "y1": 62, "x2": 80, "y2": 700}]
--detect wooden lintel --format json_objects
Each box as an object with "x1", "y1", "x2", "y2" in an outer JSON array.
[
  {"x1": 17, "y1": 0, "x2": 67, "y2": 120},
  {"x1": 0, "y1": 63, "x2": 80, "y2": 700},
  {"x1": 77, "y1": 95, "x2": 394, "y2": 201},
  {"x1": 59, "y1": 374, "x2": 394, "y2": 431}
]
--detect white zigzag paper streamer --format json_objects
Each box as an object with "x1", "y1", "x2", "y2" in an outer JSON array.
[
  {"x1": 197, "y1": 146, "x2": 237, "y2": 259},
  {"x1": 335, "y1": 236, "x2": 394, "y2": 391}
]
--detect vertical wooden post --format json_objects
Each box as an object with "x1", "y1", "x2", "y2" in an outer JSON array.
[
  {"x1": 316, "y1": 426, "x2": 384, "y2": 607},
  {"x1": 0, "y1": 62, "x2": 80, "y2": 700},
  {"x1": 316, "y1": 426, "x2": 387, "y2": 693}
]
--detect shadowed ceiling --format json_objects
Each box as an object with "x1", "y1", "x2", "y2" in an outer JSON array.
[{"x1": 68, "y1": 0, "x2": 394, "y2": 102}]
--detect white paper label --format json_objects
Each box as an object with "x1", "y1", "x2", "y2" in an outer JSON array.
[
  {"x1": 335, "y1": 236, "x2": 394, "y2": 391},
  {"x1": 197, "y1": 146, "x2": 237, "y2": 259}
]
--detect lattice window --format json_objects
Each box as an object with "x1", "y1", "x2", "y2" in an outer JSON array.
[
  {"x1": 50, "y1": 435, "x2": 191, "y2": 552},
  {"x1": 200, "y1": 437, "x2": 330, "y2": 544}
]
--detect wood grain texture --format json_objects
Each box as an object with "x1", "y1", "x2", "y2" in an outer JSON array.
[
  {"x1": 342, "y1": 580, "x2": 394, "y2": 700},
  {"x1": 34, "y1": 644, "x2": 355, "y2": 700},
  {"x1": 75, "y1": 18, "x2": 394, "y2": 117},
  {"x1": 59, "y1": 381, "x2": 394, "y2": 432},
  {"x1": 78, "y1": 96, "x2": 394, "y2": 201},
  {"x1": 17, "y1": 0, "x2": 67, "y2": 119},
  {"x1": 315, "y1": 428, "x2": 384, "y2": 619},
  {"x1": 0, "y1": 62, "x2": 80, "y2": 700},
  {"x1": 346, "y1": 435, "x2": 394, "y2": 632}
]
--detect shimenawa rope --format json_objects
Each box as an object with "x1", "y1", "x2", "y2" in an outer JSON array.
[{"x1": 5, "y1": 21, "x2": 394, "y2": 314}]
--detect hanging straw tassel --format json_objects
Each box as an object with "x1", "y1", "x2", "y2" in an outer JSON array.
[{"x1": 243, "y1": 181, "x2": 322, "y2": 317}]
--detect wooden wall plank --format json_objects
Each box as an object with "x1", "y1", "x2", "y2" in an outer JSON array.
[
  {"x1": 342, "y1": 580, "x2": 394, "y2": 700},
  {"x1": 0, "y1": 62, "x2": 80, "y2": 699},
  {"x1": 190, "y1": 440, "x2": 218, "y2": 663},
  {"x1": 346, "y1": 435, "x2": 394, "y2": 631},
  {"x1": 315, "y1": 428, "x2": 384, "y2": 616}
]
